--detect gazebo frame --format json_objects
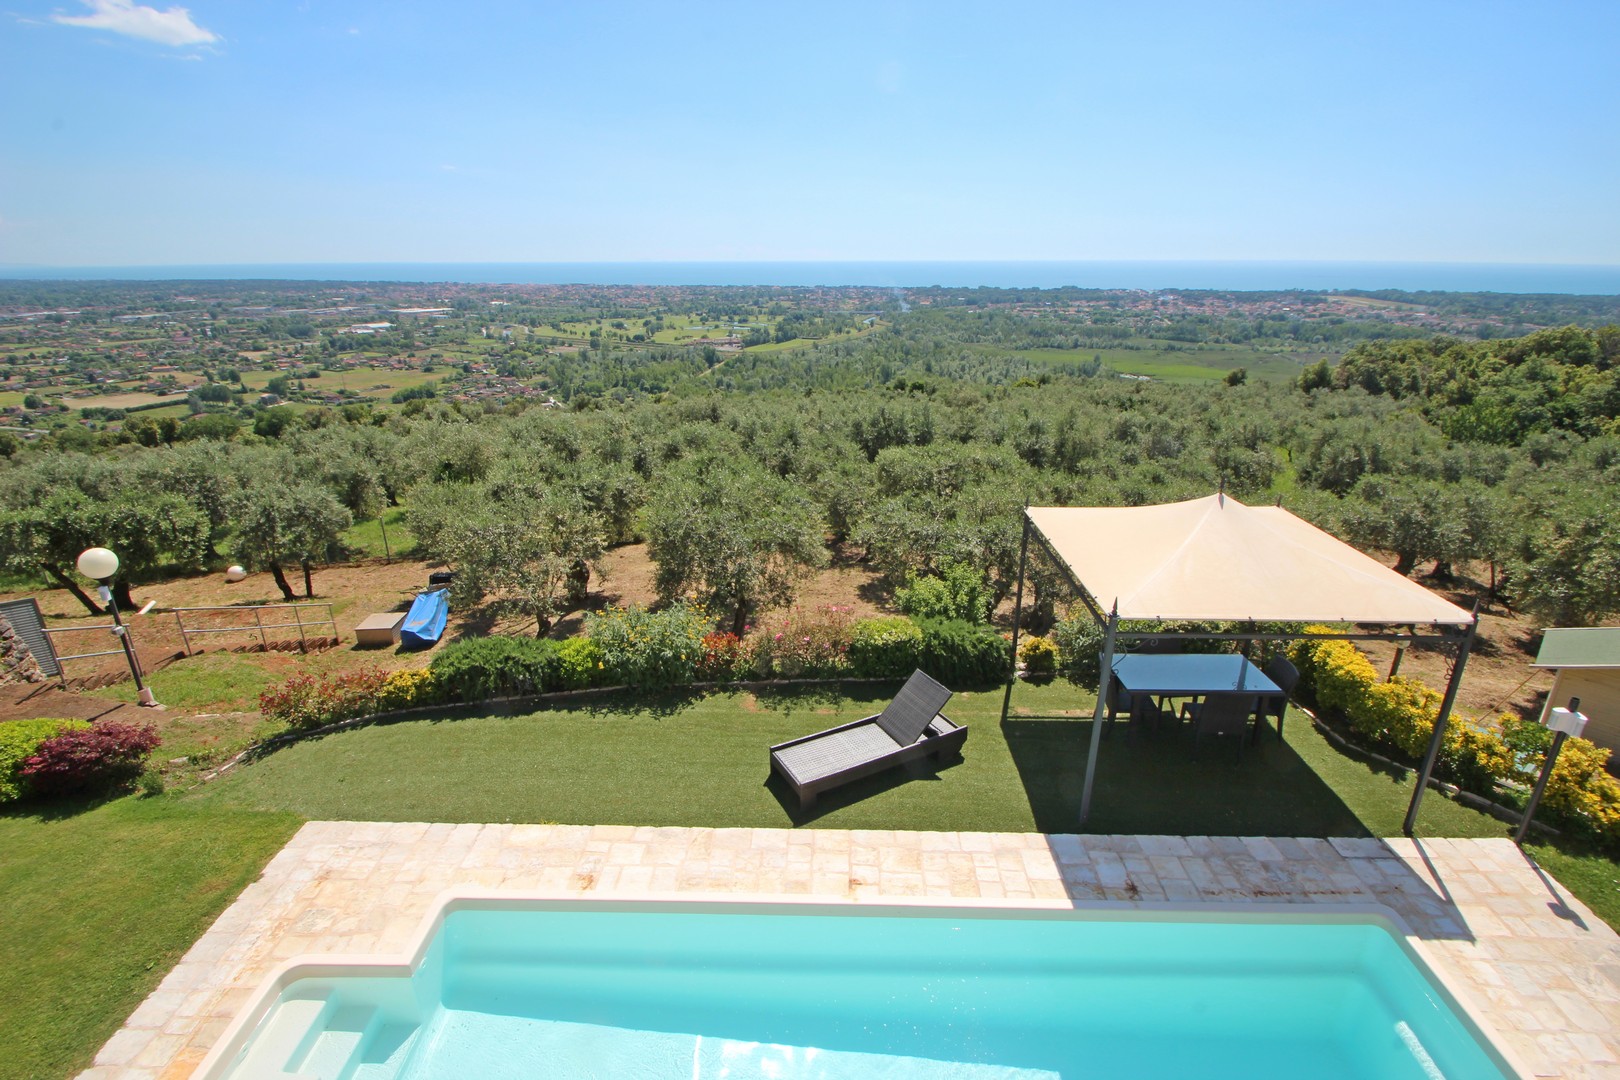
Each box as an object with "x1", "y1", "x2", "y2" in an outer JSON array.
[{"x1": 1005, "y1": 511, "x2": 1479, "y2": 834}]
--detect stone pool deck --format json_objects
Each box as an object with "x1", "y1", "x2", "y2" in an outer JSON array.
[{"x1": 83, "y1": 824, "x2": 1620, "y2": 1080}]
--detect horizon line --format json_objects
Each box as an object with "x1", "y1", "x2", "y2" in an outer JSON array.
[{"x1": 5, "y1": 257, "x2": 1620, "y2": 270}]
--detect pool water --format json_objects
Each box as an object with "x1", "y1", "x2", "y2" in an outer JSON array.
[{"x1": 220, "y1": 904, "x2": 1512, "y2": 1080}]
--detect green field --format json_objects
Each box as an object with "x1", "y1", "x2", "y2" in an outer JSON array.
[
  {"x1": 340, "y1": 366, "x2": 441, "y2": 400},
  {"x1": 235, "y1": 364, "x2": 442, "y2": 402},
  {"x1": 741, "y1": 321, "x2": 883, "y2": 354},
  {"x1": 130, "y1": 403, "x2": 192, "y2": 420},
  {"x1": 650, "y1": 314, "x2": 757, "y2": 344}
]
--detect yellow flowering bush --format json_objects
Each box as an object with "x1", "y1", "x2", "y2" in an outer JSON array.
[
  {"x1": 1542, "y1": 738, "x2": 1620, "y2": 838},
  {"x1": 374, "y1": 667, "x2": 443, "y2": 712},
  {"x1": 586, "y1": 603, "x2": 710, "y2": 688},
  {"x1": 1017, "y1": 634, "x2": 1059, "y2": 677},
  {"x1": 1289, "y1": 626, "x2": 1620, "y2": 849},
  {"x1": 1359, "y1": 677, "x2": 1444, "y2": 760}
]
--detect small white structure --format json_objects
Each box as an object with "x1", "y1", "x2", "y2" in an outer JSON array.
[
  {"x1": 1531, "y1": 627, "x2": 1620, "y2": 767},
  {"x1": 225, "y1": 565, "x2": 247, "y2": 582}
]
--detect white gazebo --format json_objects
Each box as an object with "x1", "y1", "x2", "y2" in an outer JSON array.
[{"x1": 1008, "y1": 493, "x2": 1477, "y2": 829}]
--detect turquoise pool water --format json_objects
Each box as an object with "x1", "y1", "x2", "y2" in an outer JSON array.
[{"x1": 222, "y1": 904, "x2": 1512, "y2": 1080}]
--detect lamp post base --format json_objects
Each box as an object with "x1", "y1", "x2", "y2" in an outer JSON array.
[{"x1": 136, "y1": 687, "x2": 160, "y2": 707}]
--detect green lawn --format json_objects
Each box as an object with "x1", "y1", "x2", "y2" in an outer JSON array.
[
  {"x1": 0, "y1": 797, "x2": 298, "y2": 1080},
  {"x1": 187, "y1": 680, "x2": 1619, "y2": 926},
  {"x1": 178, "y1": 682, "x2": 1493, "y2": 833}
]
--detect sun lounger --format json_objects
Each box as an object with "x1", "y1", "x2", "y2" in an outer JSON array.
[{"x1": 768, "y1": 670, "x2": 967, "y2": 810}]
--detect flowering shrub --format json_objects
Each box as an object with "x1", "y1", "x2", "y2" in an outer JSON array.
[
  {"x1": 587, "y1": 603, "x2": 709, "y2": 688},
  {"x1": 21, "y1": 720, "x2": 161, "y2": 798},
  {"x1": 374, "y1": 667, "x2": 444, "y2": 712},
  {"x1": 754, "y1": 606, "x2": 854, "y2": 678},
  {"x1": 1, "y1": 718, "x2": 89, "y2": 802},
  {"x1": 1289, "y1": 627, "x2": 1620, "y2": 849},
  {"x1": 1017, "y1": 634, "x2": 1059, "y2": 677},
  {"x1": 259, "y1": 666, "x2": 390, "y2": 730},
  {"x1": 847, "y1": 617, "x2": 924, "y2": 678},
  {"x1": 696, "y1": 631, "x2": 744, "y2": 680},
  {"x1": 556, "y1": 636, "x2": 604, "y2": 690}
]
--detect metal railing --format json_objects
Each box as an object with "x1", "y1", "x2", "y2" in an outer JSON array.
[
  {"x1": 171, "y1": 602, "x2": 339, "y2": 655},
  {"x1": 42, "y1": 622, "x2": 128, "y2": 664}
]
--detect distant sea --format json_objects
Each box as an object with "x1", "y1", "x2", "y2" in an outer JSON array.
[{"x1": 2, "y1": 261, "x2": 1618, "y2": 295}]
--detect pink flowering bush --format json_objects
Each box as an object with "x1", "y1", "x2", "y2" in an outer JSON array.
[{"x1": 753, "y1": 606, "x2": 855, "y2": 678}]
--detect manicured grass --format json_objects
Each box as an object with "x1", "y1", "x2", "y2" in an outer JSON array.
[
  {"x1": 0, "y1": 797, "x2": 298, "y2": 1080},
  {"x1": 176, "y1": 682, "x2": 1418, "y2": 832},
  {"x1": 189, "y1": 680, "x2": 1619, "y2": 926}
]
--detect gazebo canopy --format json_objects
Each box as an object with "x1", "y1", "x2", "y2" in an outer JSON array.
[{"x1": 1026, "y1": 493, "x2": 1473, "y2": 627}]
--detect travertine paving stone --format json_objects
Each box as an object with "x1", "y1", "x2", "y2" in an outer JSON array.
[{"x1": 83, "y1": 827, "x2": 1620, "y2": 1079}]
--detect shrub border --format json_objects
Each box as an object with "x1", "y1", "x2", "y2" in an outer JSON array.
[{"x1": 1299, "y1": 703, "x2": 1560, "y2": 839}]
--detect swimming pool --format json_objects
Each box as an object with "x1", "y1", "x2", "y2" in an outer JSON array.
[{"x1": 208, "y1": 900, "x2": 1516, "y2": 1080}]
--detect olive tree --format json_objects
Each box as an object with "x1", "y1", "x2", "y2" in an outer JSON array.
[
  {"x1": 642, "y1": 457, "x2": 827, "y2": 634},
  {"x1": 0, "y1": 490, "x2": 208, "y2": 613},
  {"x1": 231, "y1": 482, "x2": 353, "y2": 601},
  {"x1": 430, "y1": 490, "x2": 606, "y2": 636}
]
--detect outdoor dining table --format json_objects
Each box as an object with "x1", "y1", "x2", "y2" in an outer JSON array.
[{"x1": 1109, "y1": 653, "x2": 1282, "y2": 741}]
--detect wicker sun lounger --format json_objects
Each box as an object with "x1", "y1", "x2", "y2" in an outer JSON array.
[{"x1": 768, "y1": 670, "x2": 967, "y2": 810}]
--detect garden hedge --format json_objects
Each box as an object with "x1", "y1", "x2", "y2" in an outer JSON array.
[
  {"x1": 1288, "y1": 628, "x2": 1620, "y2": 847},
  {"x1": 1, "y1": 718, "x2": 89, "y2": 802}
]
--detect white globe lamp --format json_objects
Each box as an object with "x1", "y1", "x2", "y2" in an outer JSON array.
[
  {"x1": 76, "y1": 546, "x2": 120, "y2": 582},
  {"x1": 225, "y1": 565, "x2": 247, "y2": 583}
]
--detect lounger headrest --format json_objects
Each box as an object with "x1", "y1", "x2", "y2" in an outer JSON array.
[{"x1": 876, "y1": 669, "x2": 953, "y2": 744}]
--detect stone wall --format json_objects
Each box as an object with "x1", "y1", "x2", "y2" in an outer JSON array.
[{"x1": 0, "y1": 612, "x2": 44, "y2": 685}]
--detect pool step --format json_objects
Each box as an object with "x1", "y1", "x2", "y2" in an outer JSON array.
[
  {"x1": 347, "y1": 1024, "x2": 423, "y2": 1080},
  {"x1": 295, "y1": 1004, "x2": 371, "y2": 1078},
  {"x1": 302, "y1": 1008, "x2": 425, "y2": 1080},
  {"x1": 227, "y1": 996, "x2": 329, "y2": 1078},
  {"x1": 226, "y1": 998, "x2": 422, "y2": 1080}
]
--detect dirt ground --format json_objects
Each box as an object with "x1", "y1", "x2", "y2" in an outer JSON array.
[
  {"x1": 1353, "y1": 566, "x2": 1559, "y2": 723},
  {"x1": 0, "y1": 547, "x2": 1576, "y2": 744}
]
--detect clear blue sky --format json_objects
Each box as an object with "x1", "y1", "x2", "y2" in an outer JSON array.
[{"x1": 3, "y1": 0, "x2": 1617, "y2": 267}]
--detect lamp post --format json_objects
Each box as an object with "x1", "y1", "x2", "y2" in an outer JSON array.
[
  {"x1": 76, "y1": 547, "x2": 159, "y2": 707},
  {"x1": 1513, "y1": 696, "x2": 1587, "y2": 845}
]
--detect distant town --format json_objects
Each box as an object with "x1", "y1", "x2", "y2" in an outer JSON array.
[{"x1": 3, "y1": 278, "x2": 1617, "y2": 448}]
